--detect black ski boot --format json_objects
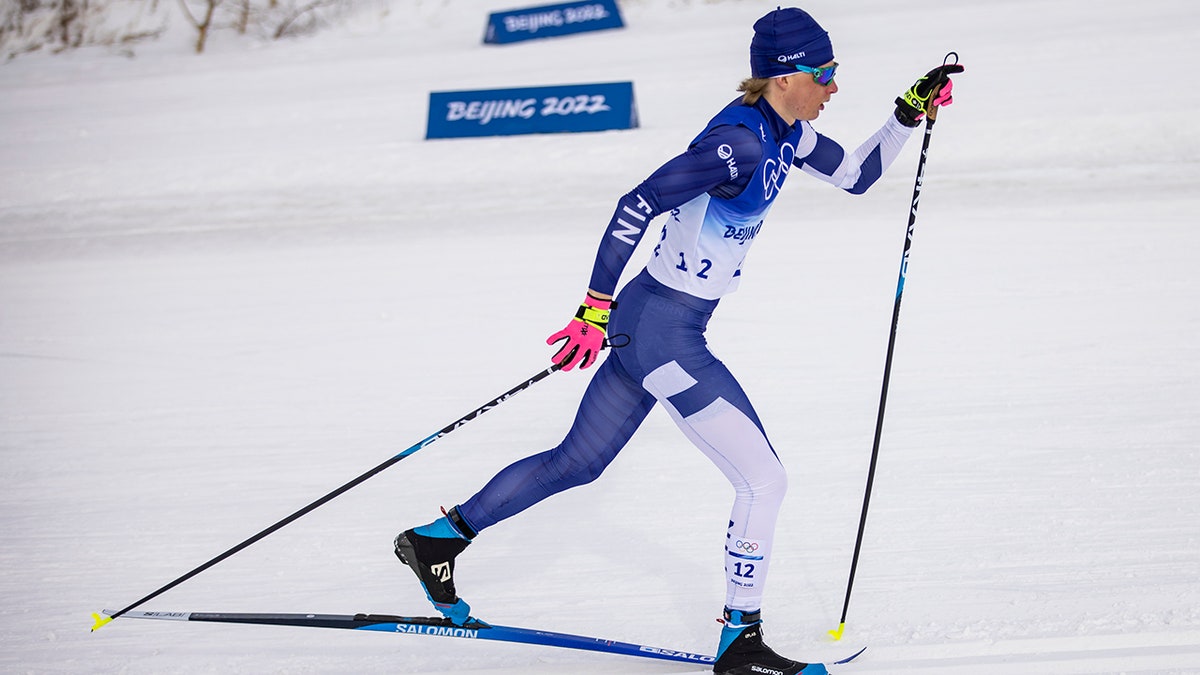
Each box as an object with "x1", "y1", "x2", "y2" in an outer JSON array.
[
  {"x1": 713, "y1": 609, "x2": 823, "y2": 675},
  {"x1": 394, "y1": 506, "x2": 476, "y2": 625}
]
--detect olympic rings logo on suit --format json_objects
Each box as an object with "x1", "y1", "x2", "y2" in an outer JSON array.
[
  {"x1": 734, "y1": 540, "x2": 760, "y2": 553},
  {"x1": 761, "y1": 141, "x2": 796, "y2": 200}
]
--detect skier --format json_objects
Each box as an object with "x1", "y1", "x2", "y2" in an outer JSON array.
[{"x1": 395, "y1": 7, "x2": 962, "y2": 674}]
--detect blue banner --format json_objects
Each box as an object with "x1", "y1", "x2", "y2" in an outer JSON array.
[
  {"x1": 484, "y1": 0, "x2": 624, "y2": 45},
  {"x1": 426, "y1": 82, "x2": 638, "y2": 139}
]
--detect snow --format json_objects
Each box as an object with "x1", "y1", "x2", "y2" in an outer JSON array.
[{"x1": 2, "y1": 0, "x2": 1199, "y2": 672}]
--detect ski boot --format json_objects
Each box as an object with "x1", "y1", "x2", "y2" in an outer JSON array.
[
  {"x1": 713, "y1": 608, "x2": 826, "y2": 675},
  {"x1": 394, "y1": 506, "x2": 476, "y2": 625}
]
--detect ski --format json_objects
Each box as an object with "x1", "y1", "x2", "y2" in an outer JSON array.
[{"x1": 101, "y1": 609, "x2": 866, "y2": 670}]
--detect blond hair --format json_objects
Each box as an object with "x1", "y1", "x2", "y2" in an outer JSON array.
[{"x1": 737, "y1": 77, "x2": 772, "y2": 105}]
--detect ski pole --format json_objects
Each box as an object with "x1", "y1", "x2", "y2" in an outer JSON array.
[
  {"x1": 93, "y1": 362, "x2": 562, "y2": 631},
  {"x1": 829, "y1": 53, "x2": 957, "y2": 642}
]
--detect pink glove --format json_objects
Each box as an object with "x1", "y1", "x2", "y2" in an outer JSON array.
[
  {"x1": 931, "y1": 78, "x2": 955, "y2": 108},
  {"x1": 546, "y1": 294, "x2": 613, "y2": 371},
  {"x1": 894, "y1": 60, "x2": 965, "y2": 127}
]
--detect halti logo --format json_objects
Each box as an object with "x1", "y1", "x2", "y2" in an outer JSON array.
[
  {"x1": 775, "y1": 51, "x2": 806, "y2": 63},
  {"x1": 717, "y1": 144, "x2": 738, "y2": 179}
]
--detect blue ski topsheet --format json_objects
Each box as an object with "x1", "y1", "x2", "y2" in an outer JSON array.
[{"x1": 103, "y1": 610, "x2": 866, "y2": 670}]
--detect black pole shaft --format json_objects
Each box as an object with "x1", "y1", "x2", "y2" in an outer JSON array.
[
  {"x1": 98, "y1": 363, "x2": 561, "y2": 628},
  {"x1": 835, "y1": 113, "x2": 939, "y2": 633}
]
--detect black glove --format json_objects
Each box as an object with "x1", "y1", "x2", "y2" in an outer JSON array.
[{"x1": 894, "y1": 62, "x2": 965, "y2": 127}]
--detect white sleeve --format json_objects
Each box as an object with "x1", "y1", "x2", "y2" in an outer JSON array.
[{"x1": 796, "y1": 115, "x2": 916, "y2": 194}]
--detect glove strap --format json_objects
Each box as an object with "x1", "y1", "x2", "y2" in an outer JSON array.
[
  {"x1": 575, "y1": 303, "x2": 611, "y2": 332},
  {"x1": 901, "y1": 81, "x2": 932, "y2": 112},
  {"x1": 575, "y1": 294, "x2": 614, "y2": 331}
]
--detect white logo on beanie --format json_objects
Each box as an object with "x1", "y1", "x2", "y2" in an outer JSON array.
[{"x1": 776, "y1": 51, "x2": 806, "y2": 63}]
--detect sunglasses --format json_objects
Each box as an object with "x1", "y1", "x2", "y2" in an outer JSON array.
[{"x1": 793, "y1": 61, "x2": 838, "y2": 86}]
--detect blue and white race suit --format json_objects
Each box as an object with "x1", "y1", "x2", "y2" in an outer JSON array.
[{"x1": 458, "y1": 97, "x2": 915, "y2": 612}]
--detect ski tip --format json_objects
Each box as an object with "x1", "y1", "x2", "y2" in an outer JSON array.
[
  {"x1": 91, "y1": 612, "x2": 113, "y2": 632},
  {"x1": 827, "y1": 622, "x2": 845, "y2": 641},
  {"x1": 832, "y1": 645, "x2": 867, "y2": 664}
]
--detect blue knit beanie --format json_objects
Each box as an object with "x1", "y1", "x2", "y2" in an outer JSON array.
[{"x1": 750, "y1": 7, "x2": 834, "y2": 78}]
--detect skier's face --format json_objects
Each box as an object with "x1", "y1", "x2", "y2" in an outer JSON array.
[{"x1": 772, "y1": 61, "x2": 838, "y2": 123}]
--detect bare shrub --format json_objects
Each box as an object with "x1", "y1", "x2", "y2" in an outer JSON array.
[{"x1": 1, "y1": 0, "x2": 168, "y2": 59}]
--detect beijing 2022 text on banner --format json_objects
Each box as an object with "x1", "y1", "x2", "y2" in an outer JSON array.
[
  {"x1": 426, "y1": 82, "x2": 638, "y2": 140},
  {"x1": 484, "y1": 0, "x2": 624, "y2": 45}
]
